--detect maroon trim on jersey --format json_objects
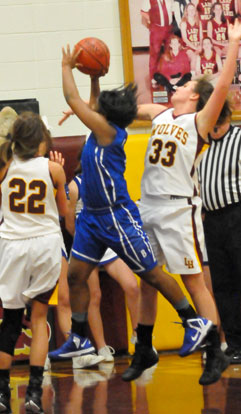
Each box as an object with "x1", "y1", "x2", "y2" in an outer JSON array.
[
  {"x1": 194, "y1": 113, "x2": 207, "y2": 145},
  {"x1": 188, "y1": 198, "x2": 203, "y2": 266},
  {"x1": 171, "y1": 110, "x2": 195, "y2": 120}
]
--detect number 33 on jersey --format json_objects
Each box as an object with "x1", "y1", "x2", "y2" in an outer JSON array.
[{"x1": 141, "y1": 108, "x2": 209, "y2": 199}]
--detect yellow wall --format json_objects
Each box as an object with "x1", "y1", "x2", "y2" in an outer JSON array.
[{"x1": 124, "y1": 134, "x2": 194, "y2": 353}]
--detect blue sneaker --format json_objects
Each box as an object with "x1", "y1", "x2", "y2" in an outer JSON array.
[
  {"x1": 48, "y1": 333, "x2": 95, "y2": 360},
  {"x1": 179, "y1": 317, "x2": 213, "y2": 357}
]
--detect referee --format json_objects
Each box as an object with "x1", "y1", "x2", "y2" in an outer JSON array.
[{"x1": 199, "y1": 103, "x2": 241, "y2": 364}]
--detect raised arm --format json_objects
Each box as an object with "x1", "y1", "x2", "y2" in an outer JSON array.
[
  {"x1": 197, "y1": 19, "x2": 241, "y2": 139},
  {"x1": 137, "y1": 103, "x2": 166, "y2": 121},
  {"x1": 89, "y1": 76, "x2": 100, "y2": 111},
  {"x1": 49, "y1": 160, "x2": 68, "y2": 217},
  {"x1": 62, "y1": 45, "x2": 115, "y2": 145},
  {"x1": 65, "y1": 179, "x2": 79, "y2": 236}
]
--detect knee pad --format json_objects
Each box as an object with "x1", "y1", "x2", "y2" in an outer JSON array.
[{"x1": 0, "y1": 308, "x2": 25, "y2": 356}]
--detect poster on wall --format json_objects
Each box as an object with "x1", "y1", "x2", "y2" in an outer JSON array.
[{"x1": 119, "y1": 0, "x2": 241, "y2": 126}]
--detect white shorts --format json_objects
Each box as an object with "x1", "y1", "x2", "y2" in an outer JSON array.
[
  {"x1": 139, "y1": 195, "x2": 204, "y2": 275},
  {"x1": 203, "y1": 241, "x2": 209, "y2": 264},
  {"x1": 0, "y1": 233, "x2": 62, "y2": 308}
]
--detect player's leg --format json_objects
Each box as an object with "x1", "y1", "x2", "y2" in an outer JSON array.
[
  {"x1": 55, "y1": 255, "x2": 71, "y2": 341},
  {"x1": 0, "y1": 308, "x2": 24, "y2": 414},
  {"x1": 122, "y1": 263, "x2": 200, "y2": 382},
  {"x1": 118, "y1": 200, "x2": 211, "y2": 381},
  {"x1": 25, "y1": 300, "x2": 49, "y2": 414},
  {"x1": 87, "y1": 267, "x2": 114, "y2": 362},
  {"x1": 104, "y1": 258, "x2": 139, "y2": 335},
  {"x1": 87, "y1": 268, "x2": 106, "y2": 350},
  {"x1": 0, "y1": 238, "x2": 27, "y2": 413},
  {"x1": 64, "y1": 211, "x2": 108, "y2": 359},
  {"x1": 64, "y1": 257, "x2": 97, "y2": 357}
]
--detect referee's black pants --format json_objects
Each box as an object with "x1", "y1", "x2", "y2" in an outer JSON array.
[{"x1": 204, "y1": 203, "x2": 241, "y2": 350}]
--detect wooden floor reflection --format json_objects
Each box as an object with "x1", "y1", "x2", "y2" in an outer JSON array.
[{"x1": 10, "y1": 352, "x2": 241, "y2": 414}]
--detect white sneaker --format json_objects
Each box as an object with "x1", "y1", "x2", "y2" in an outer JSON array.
[
  {"x1": 74, "y1": 371, "x2": 107, "y2": 387},
  {"x1": 98, "y1": 345, "x2": 115, "y2": 362},
  {"x1": 44, "y1": 356, "x2": 51, "y2": 371},
  {"x1": 72, "y1": 353, "x2": 104, "y2": 369}
]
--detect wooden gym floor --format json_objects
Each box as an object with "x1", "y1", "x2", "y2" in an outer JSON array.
[{"x1": 9, "y1": 351, "x2": 241, "y2": 414}]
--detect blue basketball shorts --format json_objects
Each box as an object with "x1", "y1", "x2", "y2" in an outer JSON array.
[{"x1": 71, "y1": 200, "x2": 157, "y2": 275}]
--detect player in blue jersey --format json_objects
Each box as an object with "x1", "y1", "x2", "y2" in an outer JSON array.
[{"x1": 60, "y1": 44, "x2": 213, "y2": 382}]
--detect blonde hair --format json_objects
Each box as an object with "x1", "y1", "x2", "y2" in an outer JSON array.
[{"x1": 0, "y1": 106, "x2": 18, "y2": 140}]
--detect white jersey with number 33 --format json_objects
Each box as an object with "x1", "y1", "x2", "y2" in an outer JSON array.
[{"x1": 141, "y1": 108, "x2": 208, "y2": 199}]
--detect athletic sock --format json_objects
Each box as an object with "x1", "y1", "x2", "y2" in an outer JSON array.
[
  {"x1": 174, "y1": 297, "x2": 197, "y2": 321},
  {"x1": 205, "y1": 325, "x2": 220, "y2": 349},
  {"x1": 71, "y1": 312, "x2": 88, "y2": 337},
  {"x1": 0, "y1": 370, "x2": 10, "y2": 391},
  {"x1": 28, "y1": 366, "x2": 44, "y2": 390},
  {"x1": 136, "y1": 324, "x2": 154, "y2": 348}
]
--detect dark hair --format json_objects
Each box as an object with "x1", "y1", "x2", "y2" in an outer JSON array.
[
  {"x1": 210, "y1": 2, "x2": 226, "y2": 23},
  {"x1": 215, "y1": 98, "x2": 233, "y2": 125},
  {"x1": 98, "y1": 83, "x2": 138, "y2": 128},
  {"x1": 200, "y1": 37, "x2": 214, "y2": 57},
  {"x1": 194, "y1": 77, "x2": 214, "y2": 112},
  {"x1": 194, "y1": 76, "x2": 232, "y2": 124},
  {"x1": 12, "y1": 111, "x2": 51, "y2": 160},
  {"x1": 0, "y1": 139, "x2": 12, "y2": 169}
]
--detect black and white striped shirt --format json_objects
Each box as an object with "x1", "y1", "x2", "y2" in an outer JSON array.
[{"x1": 198, "y1": 126, "x2": 241, "y2": 211}]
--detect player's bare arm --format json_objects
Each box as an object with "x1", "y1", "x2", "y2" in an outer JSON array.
[
  {"x1": 197, "y1": 19, "x2": 241, "y2": 140},
  {"x1": 65, "y1": 180, "x2": 78, "y2": 236},
  {"x1": 58, "y1": 109, "x2": 74, "y2": 126},
  {"x1": 62, "y1": 45, "x2": 116, "y2": 146},
  {"x1": 137, "y1": 103, "x2": 166, "y2": 121},
  {"x1": 49, "y1": 160, "x2": 67, "y2": 217},
  {"x1": 89, "y1": 76, "x2": 100, "y2": 111},
  {"x1": 49, "y1": 150, "x2": 65, "y2": 167}
]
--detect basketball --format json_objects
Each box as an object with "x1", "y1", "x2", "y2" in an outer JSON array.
[{"x1": 74, "y1": 37, "x2": 110, "y2": 76}]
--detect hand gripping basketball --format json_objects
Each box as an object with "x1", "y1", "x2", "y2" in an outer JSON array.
[{"x1": 74, "y1": 37, "x2": 110, "y2": 77}]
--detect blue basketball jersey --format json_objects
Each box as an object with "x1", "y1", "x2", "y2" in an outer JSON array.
[
  {"x1": 81, "y1": 124, "x2": 131, "y2": 210},
  {"x1": 71, "y1": 125, "x2": 157, "y2": 275}
]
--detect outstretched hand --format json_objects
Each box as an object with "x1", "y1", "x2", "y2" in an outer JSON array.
[
  {"x1": 228, "y1": 18, "x2": 241, "y2": 42},
  {"x1": 62, "y1": 44, "x2": 82, "y2": 70},
  {"x1": 58, "y1": 109, "x2": 74, "y2": 126},
  {"x1": 49, "y1": 150, "x2": 65, "y2": 166}
]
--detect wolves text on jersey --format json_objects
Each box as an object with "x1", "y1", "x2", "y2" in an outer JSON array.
[{"x1": 151, "y1": 123, "x2": 188, "y2": 145}]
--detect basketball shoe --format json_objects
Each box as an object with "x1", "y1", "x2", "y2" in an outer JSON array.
[
  {"x1": 199, "y1": 347, "x2": 230, "y2": 385},
  {"x1": 25, "y1": 388, "x2": 43, "y2": 414},
  {"x1": 72, "y1": 354, "x2": 104, "y2": 369},
  {"x1": 48, "y1": 333, "x2": 95, "y2": 360},
  {"x1": 0, "y1": 377, "x2": 11, "y2": 414},
  {"x1": 179, "y1": 317, "x2": 213, "y2": 357},
  {"x1": 122, "y1": 344, "x2": 159, "y2": 382},
  {"x1": 0, "y1": 389, "x2": 11, "y2": 414},
  {"x1": 98, "y1": 345, "x2": 115, "y2": 362}
]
